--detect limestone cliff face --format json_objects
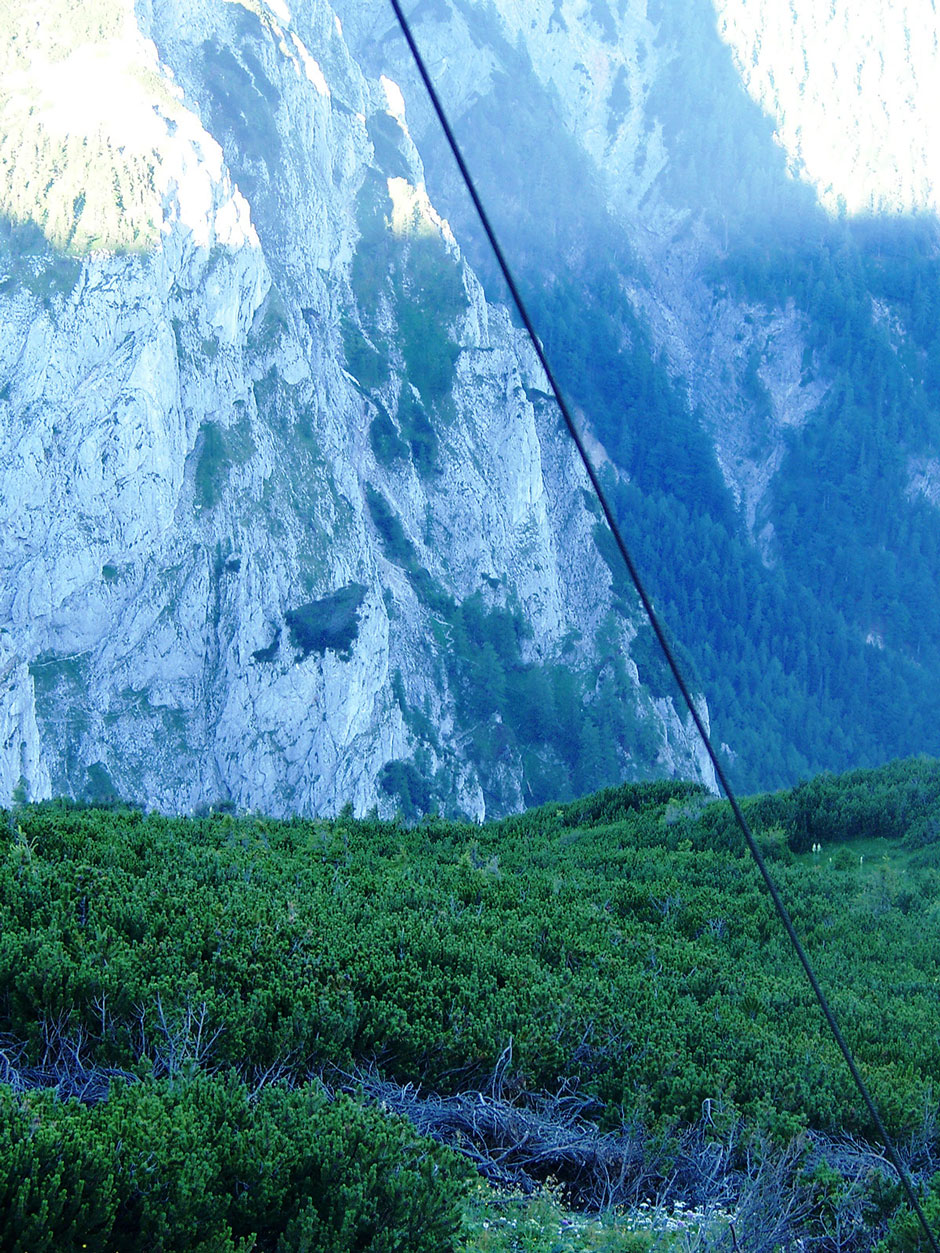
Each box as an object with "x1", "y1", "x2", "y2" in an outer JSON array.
[
  {"x1": 0, "y1": 0, "x2": 714, "y2": 815},
  {"x1": 336, "y1": 0, "x2": 830, "y2": 548},
  {"x1": 342, "y1": 0, "x2": 934, "y2": 559}
]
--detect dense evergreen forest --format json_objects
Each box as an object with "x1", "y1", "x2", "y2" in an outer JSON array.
[
  {"x1": 541, "y1": 184, "x2": 940, "y2": 801},
  {"x1": 5, "y1": 758, "x2": 940, "y2": 1249},
  {"x1": 401, "y1": 0, "x2": 940, "y2": 798}
]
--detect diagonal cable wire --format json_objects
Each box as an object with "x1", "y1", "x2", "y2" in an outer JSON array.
[{"x1": 385, "y1": 1, "x2": 940, "y2": 1246}]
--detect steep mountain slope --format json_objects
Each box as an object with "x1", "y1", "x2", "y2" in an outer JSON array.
[
  {"x1": 339, "y1": 0, "x2": 940, "y2": 793},
  {"x1": 714, "y1": 0, "x2": 940, "y2": 217},
  {"x1": 0, "y1": 0, "x2": 714, "y2": 817}
]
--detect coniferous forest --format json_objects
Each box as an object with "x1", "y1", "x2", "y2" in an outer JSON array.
[
  {"x1": 406, "y1": 0, "x2": 940, "y2": 798},
  {"x1": 6, "y1": 759, "x2": 940, "y2": 1249}
]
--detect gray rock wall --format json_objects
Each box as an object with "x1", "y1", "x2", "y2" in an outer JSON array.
[{"x1": 0, "y1": 0, "x2": 714, "y2": 816}]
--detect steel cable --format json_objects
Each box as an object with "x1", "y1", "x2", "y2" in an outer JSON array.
[{"x1": 385, "y1": 1, "x2": 940, "y2": 1246}]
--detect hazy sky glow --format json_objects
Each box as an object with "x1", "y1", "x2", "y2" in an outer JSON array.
[{"x1": 713, "y1": 0, "x2": 940, "y2": 216}]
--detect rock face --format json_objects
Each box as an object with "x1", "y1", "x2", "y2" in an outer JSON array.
[
  {"x1": 340, "y1": 0, "x2": 929, "y2": 534},
  {"x1": 337, "y1": 0, "x2": 818, "y2": 545},
  {"x1": 0, "y1": 0, "x2": 714, "y2": 816}
]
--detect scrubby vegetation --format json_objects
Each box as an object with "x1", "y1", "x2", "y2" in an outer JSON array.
[
  {"x1": 346, "y1": 173, "x2": 468, "y2": 477},
  {"x1": 285, "y1": 583, "x2": 367, "y2": 661},
  {"x1": 5, "y1": 759, "x2": 940, "y2": 1247},
  {"x1": 193, "y1": 418, "x2": 256, "y2": 510},
  {"x1": 0, "y1": 1077, "x2": 464, "y2": 1253},
  {"x1": 366, "y1": 485, "x2": 664, "y2": 812}
]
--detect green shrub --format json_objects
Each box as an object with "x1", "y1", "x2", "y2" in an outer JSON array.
[
  {"x1": 347, "y1": 180, "x2": 467, "y2": 420},
  {"x1": 0, "y1": 1086, "x2": 117, "y2": 1253},
  {"x1": 285, "y1": 583, "x2": 367, "y2": 660},
  {"x1": 195, "y1": 422, "x2": 230, "y2": 509},
  {"x1": 379, "y1": 758, "x2": 432, "y2": 819},
  {"x1": 397, "y1": 233, "x2": 466, "y2": 413},
  {"x1": 364, "y1": 486, "x2": 446, "y2": 608},
  {"x1": 342, "y1": 317, "x2": 390, "y2": 389},
  {"x1": 369, "y1": 404, "x2": 409, "y2": 466},
  {"x1": 0, "y1": 1076, "x2": 467, "y2": 1253},
  {"x1": 366, "y1": 112, "x2": 411, "y2": 181},
  {"x1": 397, "y1": 386, "x2": 439, "y2": 477}
]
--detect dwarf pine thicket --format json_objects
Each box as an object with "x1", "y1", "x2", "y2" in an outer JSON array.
[{"x1": 4, "y1": 758, "x2": 940, "y2": 1248}]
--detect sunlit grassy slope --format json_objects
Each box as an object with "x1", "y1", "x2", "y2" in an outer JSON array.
[
  {"x1": 714, "y1": 0, "x2": 940, "y2": 216},
  {"x1": 0, "y1": 0, "x2": 180, "y2": 250}
]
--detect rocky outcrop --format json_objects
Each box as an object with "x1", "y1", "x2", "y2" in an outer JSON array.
[
  {"x1": 337, "y1": 0, "x2": 834, "y2": 547},
  {"x1": 0, "y1": 0, "x2": 714, "y2": 816}
]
